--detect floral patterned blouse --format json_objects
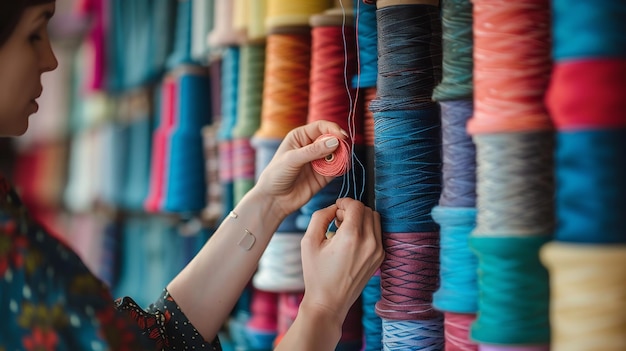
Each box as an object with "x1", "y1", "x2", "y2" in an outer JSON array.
[{"x1": 0, "y1": 175, "x2": 222, "y2": 351}]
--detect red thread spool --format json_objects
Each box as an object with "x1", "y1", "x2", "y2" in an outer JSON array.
[
  {"x1": 247, "y1": 289, "x2": 279, "y2": 332},
  {"x1": 309, "y1": 10, "x2": 364, "y2": 145},
  {"x1": 311, "y1": 134, "x2": 352, "y2": 177},
  {"x1": 444, "y1": 312, "x2": 478, "y2": 351},
  {"x1": 546, "y1": 59, "x2": 626, "y2": 131},
  {"x1": 468, "y1": 0, "x2": 553, "y2": 134},
  {"x1": 145, "y1": 75, "x2": 177, "y2": 213}
]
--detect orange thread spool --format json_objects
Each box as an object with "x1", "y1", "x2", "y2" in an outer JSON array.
[
  {"x1": 255, "y1": 27, "x2": 312, "y2": 139},
  {"x1": 467, "y1": 0, "x2": 553, "y2": 134}
]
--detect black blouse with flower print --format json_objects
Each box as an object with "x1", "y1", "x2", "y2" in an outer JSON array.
[{"x1": 0, "y1": 175, "x2": 221, "y2": 351}]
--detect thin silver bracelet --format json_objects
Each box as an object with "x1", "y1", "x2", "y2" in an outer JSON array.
[{"x1": 229, "y1": 211, "x2": 256, "y2": 251}]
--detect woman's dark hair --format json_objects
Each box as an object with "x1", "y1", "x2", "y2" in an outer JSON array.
[{"x1": 0, "y1": 0, "x2": 55, "y2": 47}]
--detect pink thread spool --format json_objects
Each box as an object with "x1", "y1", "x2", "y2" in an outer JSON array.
[{"x1": 311, "y1": 133, "x2": 352, "y2": 177}]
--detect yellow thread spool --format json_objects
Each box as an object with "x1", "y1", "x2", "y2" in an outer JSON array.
[
  {"x1": 266, "y1": 0, "x2": 334, "y2": 30},
  {"x1": 540, "y1": 242, "x2": 626, "y2": 351},
  {"x1": 247, "y1": 0, "x2": 268, "y2": 42},
  {"x1": 376, "y1": 0, "x2": 440, "y2": 8}
]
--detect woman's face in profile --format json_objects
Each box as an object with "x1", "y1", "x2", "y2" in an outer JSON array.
[{"x1": 0, "y1": 2, "x2": 57, "y2": 137}]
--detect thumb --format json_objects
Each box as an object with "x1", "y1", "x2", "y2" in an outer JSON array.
[
  {"x1": 286, "y1": 135, "x2": 340, "y2": 169},
  {"x1": 302, "y1": 204, "x2": 338, "y2": 246}
]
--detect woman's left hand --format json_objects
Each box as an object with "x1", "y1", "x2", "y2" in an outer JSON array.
[{"x1": 253, "y1": 120, "x2": 348, "y2": 218}]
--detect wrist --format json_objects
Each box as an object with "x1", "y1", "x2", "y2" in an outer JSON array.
[
  {"x1": 298, "y1": 299, "x2": 345, "y2": 339},
  {"x1": 237, "y1": 187, "x2": 286, "y2": 228},
  {"x1": 244, "y1": 187, "x2": 291, "y2": 220}
]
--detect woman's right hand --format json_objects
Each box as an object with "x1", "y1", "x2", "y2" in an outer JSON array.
[{"x1": 299, "y1": 197, "x2": 384, "y2": 325}]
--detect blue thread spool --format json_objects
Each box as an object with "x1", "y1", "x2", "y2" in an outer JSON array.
[
  {"x1": 166, "y1": 0, "x2": 196, "y2": 69},
  {"x1": 552, "y1": 0, "x2": 626, "y2": 61},
  {"x1": 373, "y1": 110, "x2": 441, "y2": 233},
  {"x1": 122, "y1": 93, "x2": 153, "y2": 211},
  {"x1": 556, "y1": 129, "x2": 626, "y2": 244},
  {"x1": 352, "y1": 0, "x2": 378, "y2": 89},
  {"x1": 469, "y1": 235, "x2": 551, "y2": 345},
  {"x1": 362, "y1": 274, "x2": 383, "y2": 351},
  {"x1": 252, "y1": 136, "x2": 301, "y2": 233},
  {"x1": 381, "y1": 318, "x2": 445, "y2": 351},
  {"x1": 162, "y1": 67, "x2": 211, "y2": 213},
  {"x1": 431, "y1": 206, "x2": 478, "y2": 313}
]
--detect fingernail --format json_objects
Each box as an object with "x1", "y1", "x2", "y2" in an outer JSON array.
[
  {"x1": 340, "y1": 129, "x2": 349, "y2": 138},
  {"x1": 325, "y1": 137, "x2": 339, "y2": 148}
]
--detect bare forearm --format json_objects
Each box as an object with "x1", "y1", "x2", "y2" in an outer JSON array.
[
  {"x1": 166, "y1": 188, "x2": 284, "y2": 342},
  {"x1": 275, "y1": 302, "x2": 344, "y2": 351}
]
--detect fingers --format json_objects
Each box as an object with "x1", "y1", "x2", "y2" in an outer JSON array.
[
  {"x1": 334, "y1": 198, "x2": 366, "y2": 237},
  {"x1": 289, "y1": 120, "x2": 349, "y2": 146},
  {"x1": 303, "y1": 204, "x2": 338, "y2": 245}
]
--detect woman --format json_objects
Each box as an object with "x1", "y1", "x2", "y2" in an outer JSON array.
[{"x1": 0, "y1": 1, "x2": 384, "y2": 350}]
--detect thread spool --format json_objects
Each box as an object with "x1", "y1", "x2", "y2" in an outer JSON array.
[
  {"x1": 546, "y1": 59, "x2": 626, "y2": 130},
  {"x1": 309, "y1": 9, "x2": 364, "y2": 145},
  {"x1": 381, "y1": 317, "x2": 445, "y2": 350},
  {"x1": 253, "y1": 232, "x2": 306, "y2": 292},
  {"x1": 431, "y1": 206, "x2": 478, "y2": 314},
  {"x1": 363, "y1": 88, "x2": 376, "y2": 209},
  {"x1": 377, "y1": 0, "x2": 440, "y2": 8},
  {"x1": 474, "y1": 132, "x2": 555, "y2": 236},
  {"x1": 208, "y1": 0, "x2": 246, "y2": 47},
  {"x1": 121, "y1": 91, "x2": 152, "y2": 211},
  {"x1": 232, "y1": 137, "x2": 256, "y2": 204},
  {"x1": 469, "y1": 235, "x2": 551, "y2": 345},
  {"x1": 467, "y1": 0, "x2": 552, "y2": 134},
  {"x1": 311, "y1": 134, "x2": 352, "y2": 177},
  {"x1": 352, "y1": 0, "x2": 378, "y2": 88},
  {"x1": 540, "y1": 242, "x2": 626, "y2": 351},
  {"x1": 254, "y1": 27, "x2": 312, "y2": 139},
  {"x1": 439, "y1": 100, "x2": 476, "y2": 208},
  {"x1": 444, "y1": 312, "x2": 478, "y2": 351},
  {"x1": 373, "y1": 111, "x2": 442, "y2": 233},
  {"x1": 369, "y1": 4, "x2": 441, "y2": 112},
  {"x1": 247, "y1": 0, "x2": 268, "y2": 42},
  {"x1": 472, "y1": 133, "x2": 555, "y2": 236},
  {"x1": 277, "y1": 291, "x2": 305, "y2": 337},
  {"x1": 166, "y1": 0, "x2": 194, "y2": 69},
  {"x1": 218, "y1": 46, "x2": 240, "y2": 142},
  {"x1": 432, "y1": 0, "x2": 473, "y2": 101},
  {"x1": 479, "y1": 346, "x2": 548, "y2": 351},
  {"x1": 144, "y1": 76, "x2": 177, "y2": 213},
  {"x1": 296, "y1": 176, "x2": 347, "y2": 231},
  {"x1": 191, "y1": 0, "x2": 214, "y2": 62},
  {"x1": 554, "y1": 129, "x2": 626, "y2": 243},
  {"x1": 201, "y1": 125, "x2": 223, "y2": 226},
  {"x1": 245, "y1": 288, "x2": 278, "y2": 350},
  {"x1": 376, "y1": 232, "x2": 441, "y2": 321},
  {"x1": 266, "y1": 0, "x2": 334, "y2": 30},
  {"x1": 233, "y1": 44, "x2": 266, "y2": 139},
  {"x1": 552, "y1": 0, "x2": 626, "y2": 60},
  {"x1": 162, "y1": 66, "x2": 211, "y2": 213},
  {"x1": 217, "y1": 47, "x2": 240, "y2": 215},
  {"x1": 341, "y1": 301, "x2": 364, "y2": 345},
  {"x1": 362, "y1": 274, "x2": 383, "y2": 351}
]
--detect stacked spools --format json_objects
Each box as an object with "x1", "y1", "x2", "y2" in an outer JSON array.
[
  {"x1": 299, "y1": 5, "x2": 366, "y2": 350},
  {"x1": 249, "y1": 1, "x2": 335, "y2": 349},
  {"x1": 349, "y1": 0, "x2": 382, "y2": 349},
  {"x1": 144, "y1": 65, "x2": 211, "y2": 215},
  {"x1": 430, "y1": 0, "x2": 478, "y2": 349},
  {"x1": 467, "y1": 1, "x2": 553, "y2": 350},
  {"x1": 540, "y1": 1, "x2": 626, "y2": 350},
  {"x1": 369, "y1": 0, "x2": 445, "y2": 349}
]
